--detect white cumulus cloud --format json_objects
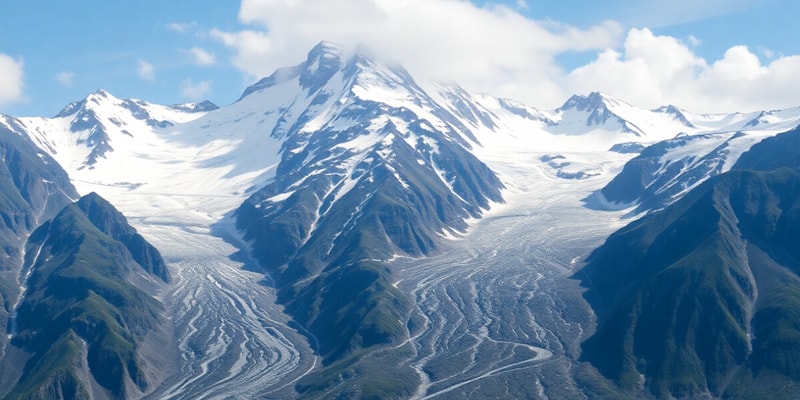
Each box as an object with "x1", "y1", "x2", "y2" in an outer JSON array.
[
  {"x1": 183, "y1": 47, "x2": 217, "y2": 66},
  {"x1": 137, "y1": 60, "x2": 155, "y2": 81},
  {"x1": 181, "y1": 78, "x2": 212, "y2": 100},
  {"x1": 0, "y1": 54, "x2": 25, "y2": 106},
  {"x1": 213, "y1": 0, "x2": 800, "y2": 113},
  {"x1": 568, "y1": 28, "x2": 800, "y2": 112},
  {"x1": 214, "y1": 0, "x2": 622, "y2": 107}
]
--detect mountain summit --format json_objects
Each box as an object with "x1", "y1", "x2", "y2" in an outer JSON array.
[{"x1": 234, "y1": 41, "x2": 505, "y2": 367}]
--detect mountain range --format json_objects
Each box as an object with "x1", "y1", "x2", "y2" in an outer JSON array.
[{"x1": 1, "y1": 40, "x2": 800, "y2": 398}]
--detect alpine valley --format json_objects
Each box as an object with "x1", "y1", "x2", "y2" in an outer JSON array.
[{"x1": 1, "y1": 41, "x2": 800, "y2": 399}]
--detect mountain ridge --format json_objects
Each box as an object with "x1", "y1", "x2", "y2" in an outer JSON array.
[
  {"x1": 2, "y1": 192, "x2": 167, "y2": 400},
  {"x1": 233, "y1": 42, "x2": 505, "y2": 373},
  {"x1": 576, "y1": 126, "x2": 800, "y2": 399}
]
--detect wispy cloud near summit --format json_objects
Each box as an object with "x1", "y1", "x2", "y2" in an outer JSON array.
[{"x1": 208, "y1": 0, "x2": 800, "y2": 112}]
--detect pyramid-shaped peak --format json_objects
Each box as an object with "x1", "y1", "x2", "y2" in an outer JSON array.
[
  {"x1": 300, "y1": 41, "x2": 347, "y2": 91},
  {"x1": 560, "y1": 91, "x2": 624, "y2": 112},
  {"x1": 238, "y1": 40, "x2": 409, "y2": 101},
  {"x1": 653, "y1": 104, "x2": 695, "y2": 127},
  {"x1": 307, "y1": 41, "x2": 345, "y2": 61},
  {"x1": 55, "y1": 89, "x2": 119, "y2": 118},
  {"x1": 86, "y1": 89, "x2": 120, "y2": 102},
  {"x1": 586, "y1": 91, "x2": 623, "y2": 105}
]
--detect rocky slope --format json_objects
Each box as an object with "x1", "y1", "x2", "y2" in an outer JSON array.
[
  {"x1": 2, "y1": 193, "x2": 168, "y2": 400},
  {"x1": 577, "y1": 126, "x2": 800, "y2": 399}
]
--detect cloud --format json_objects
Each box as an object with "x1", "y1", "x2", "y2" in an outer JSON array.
[
  {"x1": 181, "y1": 78, "x2": 212, "y2": 100},
  {"x1": 212, "y1": 0, "x2": 622, "y2": 106},
  {"x1": 759, "y1": 47, "x2": 776, "y2": 59},
  {"x1": 567, "y1": 28, "x2": 800, "y2": 112},
  {"x1": 137, "y1": 60, "x2": 155, "y2": 81},
  {"x1": 168, "y1": 21, "x2": 197, "y2": 33},
  {"x1": 212, "y1": 0, "x2": 800, "y2": 113},
  {"x1": 0, "y1": 53, "x2": 25, "y2": 105},
  {"x1": 182, "y1": 47, "x2": 216, "y2": 66},
  {"x1": 55, "y1": 71, "x2": 75, "y2": 87},
  {"x1": 567, "y1": 28, "x2": 707, "y2": 108},
  {"x1": 209, "y1": 29, "x2": 273, "y2": 77}
]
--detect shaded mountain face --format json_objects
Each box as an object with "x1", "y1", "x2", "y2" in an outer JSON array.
[
  {"x1": 4, "y1": 193, "x2": 166, "y2": 400},
  {"x1": 0, "y1": 117, "x2": 78, "y2": 263},
  {"x1": 576, "y1": 127, "x2": 800, "y2": 399},
  {"x1": 734, "y1": 125, "x2": 800, "y2": 171},
  {"x1": 0, "y1": 116, "x2": 79, "y2": 369},
  {"x1": 75, "y1": 193, "x2": 170, "y2": 282},
  {"x1": 599, "y1": 132, "x2": 750, "y2": 213},
  {"x1": 235, "y1": 41, "x2": 504, "y2": 364},
  {"x1": 598, "y1": 118, "x2": 800, "y2": 216}
]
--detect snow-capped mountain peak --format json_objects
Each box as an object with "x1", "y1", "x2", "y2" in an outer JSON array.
[
  {"x1": 559, "y1": 91, "x2": 622, "y2": 113},
  {"x1": 169, "y1": 100, "x2": 219, "y2": 113},
  {"x1": 19, "y1": 89, "x2": 211, "y2": 170},
  {"x1": 238, "y1": 41, "x2": 349, "y2": 100},
  {"x1": 653, "y1": 104, "x2": 696, "y2": 128},
  {"x1": 554, "y1": 91, "x2": 649, "y2": 136},
  {"x1": 300, "y1": 41, "x2": 346, "y2": 92}
]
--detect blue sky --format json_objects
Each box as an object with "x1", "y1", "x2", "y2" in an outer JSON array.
[{"x1": 1, "y1": 0, "x2": 798, "y2": 116}]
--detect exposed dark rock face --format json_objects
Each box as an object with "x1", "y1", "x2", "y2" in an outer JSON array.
[{"x1": 234, "y1": 42, "x2": 504, "y2": 367}]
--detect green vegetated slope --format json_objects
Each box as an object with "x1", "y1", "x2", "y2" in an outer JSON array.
[
  {"x1": 0, "y1": 118, "x2": 78, "y2": 336},
  {"x1": 577, "y1": 126, "x2": 800, "y2": 399},
  {"x1": 5, "y1": 193, "x2": 167, "y2": 400}
]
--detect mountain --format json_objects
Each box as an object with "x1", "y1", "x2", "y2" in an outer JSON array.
[
  {"x1": 74, "y1": 193, "x2": 169, "y2": 282},
  {"x1": 0, "y1": 114, "x2": 79, "y2": 374},
  {"x1": 576, "y1": 126, "x2": 800, "y2": 399},
  {"x1": 7, "y1": 41, "x2": 507, "y2": 397},
  {"x1": 734, "y1": 125, "x2": 800, "y2": 171},
  {"x1": 598, "y1": 107, "x2": 800, "y2": 215},
  {"x1": 598, "y1": 131, "x2": 760, "y2": 213},
  {"x1": 1, "y1": 192, "x2": 167, "y2": 400},
  {"x1": 549, "y1": 92, "x2": 693, "y2": 140},
  {"x1": 0, "y1": 115, "x2": 78, "y2": 263},
  {"x1": 21, "y1": 89, "x2": 215, "y2": 171},
  {"x1": 233, "y1": 42, "x2": 505, "y2": 392}
]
